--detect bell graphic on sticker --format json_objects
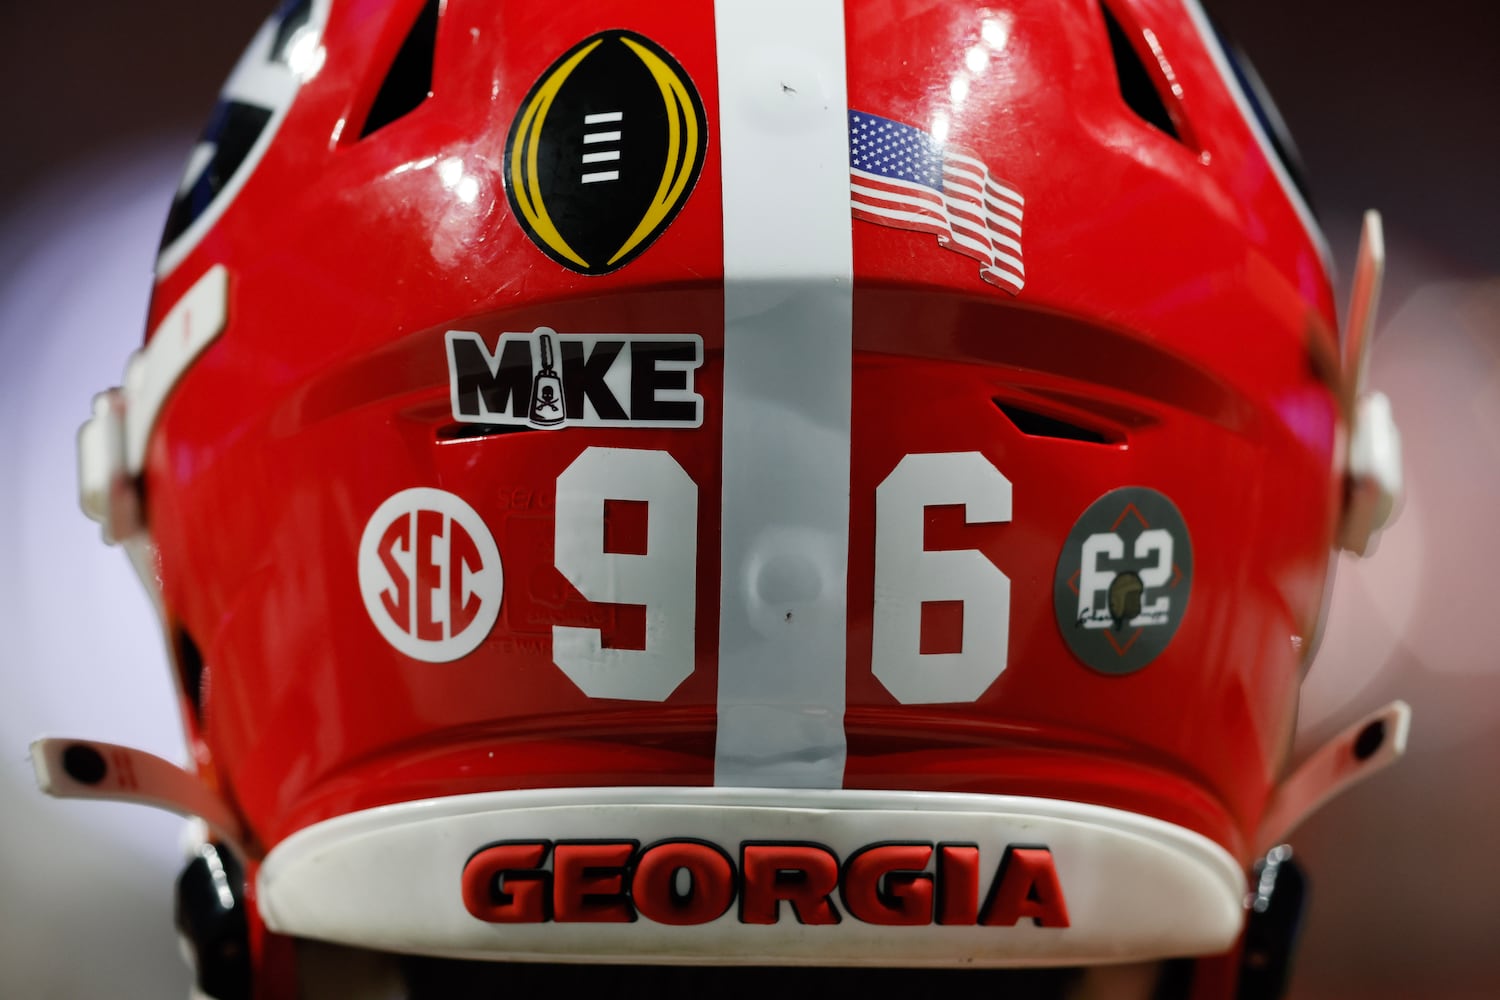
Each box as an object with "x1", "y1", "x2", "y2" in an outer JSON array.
[{"x1": 529, "y1": 329, "x2": 565, "y2": 428}]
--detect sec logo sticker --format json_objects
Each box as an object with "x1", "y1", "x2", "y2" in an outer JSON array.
[
  {"x1": 358, "y1": 488, "x2": 503, "y2": 663},
  {"x1": 1053, "y1": 487, "x2": 1192, "y2": 675},
  {"x1": 505, "y1": 30, "x2": 707, "y2": 275}
]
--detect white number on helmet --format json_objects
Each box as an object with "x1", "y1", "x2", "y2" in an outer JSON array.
[
  {"x1": 872, "y1": 452, "x2": 1012, "y2": 704},
  {"x1": 1133, "y1": 528, "x2": 1175, "y2": 620},
  {"x1": 553, "y1": 447, "x2": 697, "y2": 701}
]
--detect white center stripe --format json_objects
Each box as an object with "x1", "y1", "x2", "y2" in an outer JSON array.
[
  {"x1": 714, "y1": 0, "x2": 853, "y2": 788},
  {"x1": 583, "y1": 111, "x2": 624, "y2": 124},
  {"x1": 580, "y1": 171, "x2": 619, "y2": 184},
  {"x1": 581, "y1": 150, "x2": 621, "y2": 164},
  {"x1": 583, "y1": 131, "x2": 623, "y2": 144}
]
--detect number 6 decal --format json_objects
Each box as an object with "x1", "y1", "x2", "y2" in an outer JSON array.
[
  {"x1": 554, "y1": 447, "x2": 696, "y2": 701},
  {"x1": 873, "y1": 452, "x2": 1012, "y2": 704}
]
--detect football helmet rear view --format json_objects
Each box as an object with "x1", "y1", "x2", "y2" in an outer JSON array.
[{"x1": 41, "y1": 0, "x2": 1405, "y2": 997}]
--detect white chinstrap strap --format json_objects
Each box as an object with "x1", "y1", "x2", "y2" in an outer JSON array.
[
  {"x1": 31, "y1": 737, "x2": 252, "y2": 860},
  {"x1": 1256, "y1": 700, "x2": 1412, "y2": 855}
]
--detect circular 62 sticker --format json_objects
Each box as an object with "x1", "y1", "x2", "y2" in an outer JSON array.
[{"x1": 1054, "y1": 487, "x2": 1192, "y2": 675}]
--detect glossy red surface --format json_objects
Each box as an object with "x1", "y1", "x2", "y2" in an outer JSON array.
[{"x1": 141, "y1": 0, "x2": 1340, "y2": 882}]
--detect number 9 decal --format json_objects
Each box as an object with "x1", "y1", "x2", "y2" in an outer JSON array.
[
  {"x1": 873, "y1": 452, "x2": 1012, "y2": 704},
  {"x1": 554, "y1": 447, "x2": 697, "y2": 701}
]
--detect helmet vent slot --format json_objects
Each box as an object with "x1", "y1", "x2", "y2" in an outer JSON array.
[
  {"x1": 359, "y1": 0, "x2": 440, "y2": 138},
  {"x1": 1099, "y1": 2, "x2": 1181, "y2": 142},
  {"x1": 995, "y1": 401, "x2": 1115, "y2": 445},
  {"x1": 436, "y1": 422, "x2": 536, "y2": 441},
  {"x1": 174, "y1": 628, "x2": 208, "y2": 724}
]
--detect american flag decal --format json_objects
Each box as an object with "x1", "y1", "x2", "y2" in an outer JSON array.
[{"x1": 848, "y1": 111, "x2": 1025, "y2": 294}]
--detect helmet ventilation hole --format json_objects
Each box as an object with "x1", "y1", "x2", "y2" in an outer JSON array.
[
  {"x1": 62, "y1": 744, "x2": 109, "y2": 786},
  {"x1": 436, "y1": 422, "x2": 536, "y2": 441},
  {"x1": 175, "y1": 628, "x2": 208, "y2": 724},
  {"x1": 1099, "y1": 2, "x2": 1182, "y2": 142},
  {"x1": 1353, "y1": 719, "x2": 1386, "y2": 761},
  {"x1": 360, "y1": 0, "x2": 440, "y2": 138},
  {"x1": 995, "y1": 401, "x2": 1115, "y2": 445}
]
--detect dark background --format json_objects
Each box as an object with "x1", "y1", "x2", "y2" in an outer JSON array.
[
  {"x1": 2, "y1": 0, "x2": 1494, "y2": 273},
  {"x1": 1, "y1": 1, "x2": 1496, "y2": 997}
]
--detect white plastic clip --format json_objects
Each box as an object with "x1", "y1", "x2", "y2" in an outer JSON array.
[
  {"x1": 1337, "y1": 211, "x2": 1402, "y2": 555},
  {"x1": 77, "y1": 264, "x2": 230, "y2": 547},
  {"x1": 77, "y1": 388, "x2": 143, "y2": 544},
  {"x1": 1340, "y1": 390, "x2": 1402, "y2": 554}
]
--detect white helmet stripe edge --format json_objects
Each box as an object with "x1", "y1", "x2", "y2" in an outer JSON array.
[
  {"x1": 1178, "y1": 0, "x2": 1335, "y2": 276},
  {"x1": 713, "y1": 0, "x2": 854, "y2": 788}
]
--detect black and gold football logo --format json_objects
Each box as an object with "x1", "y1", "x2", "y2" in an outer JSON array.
[{"x1": 505, "y1": 31, "x2": 707, "y2": 275}]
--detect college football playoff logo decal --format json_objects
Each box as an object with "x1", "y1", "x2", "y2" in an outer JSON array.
[
  {"x1": 505, "y1": 30, "x2": 707, "y2": 275},
  {"x1": 1053, "y1": 488, "x2": 1192, "y2": 675}
]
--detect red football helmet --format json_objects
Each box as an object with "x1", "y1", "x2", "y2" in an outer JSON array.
[{"x1": 38, "y1": 0, "x2": 1407, "y2": 996}]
